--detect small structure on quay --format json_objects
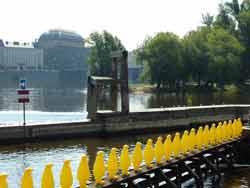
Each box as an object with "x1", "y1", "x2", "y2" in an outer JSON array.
[{"x1": 87, "y1": 50, "x2": 129, "y2": 119}]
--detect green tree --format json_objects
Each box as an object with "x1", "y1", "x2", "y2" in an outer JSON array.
[
  {"x1": 225, "y1": 0, "x2": 250, "y2": 20},
  {"x1": 202, "y1": 13, "x2": 214, "y2": 27},
  {"x1": 136, "y1": 32, "x2": 184, "y2": 89},
  {"x1": 214, "y1": 4, "x2": 236, "y2": 33},
  {"x1": 238, "y1": 10, "x2": 250, "y2": 79},
  {"x1": 241, "y1": 0, "x2": 250, "y2": 11},
  {"x1": 216, "y1": 0, "x2": 250, "y2": 82},
  {"x1": 87, "y1": 30, "x2": 124, "y2": 76},
  {"x1": 206, "y1": 28, "x2": 244, "y2": 87},
  {"x1": 182, "y1": 27, "x2": 210, "y2": 87},
  {"x1": 225, "y1": 0, "x2": 240, "y2": 18}
]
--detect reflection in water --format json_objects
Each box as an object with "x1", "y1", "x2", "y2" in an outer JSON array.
[
  {"x1": 1, "y1": 85, "x2": 250, "y2": 124},
  {"x1": 0, "y1": 88, "x2": 87, "y2": 112},
  {"x1": 0, "y1": 133, "x2": 249, "y2": 188},
  {"x1": 0, "y1": 132, "x2": 167, "y2": 188},
  {"x1": 147, "y1": 89, "x2": 250, "y2": 108}
]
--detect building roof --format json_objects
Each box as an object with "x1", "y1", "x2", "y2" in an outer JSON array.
[
  {"x1": 3, "y1": 41, "x2": 34, "y2": 48},
  {"x1": 38, "y1": 29, "x2": 84, "y2": 42}
]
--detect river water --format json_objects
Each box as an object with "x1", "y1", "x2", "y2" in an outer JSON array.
[
  {"x1": 1, "y1": 133, "x2": 250, "y2": 188},
  {"x1": 1, "y1": 85, "x2": 250, "y2": 125},
  {"x1": 1, "y1": 85, "x2": 250, "y2": 187}
]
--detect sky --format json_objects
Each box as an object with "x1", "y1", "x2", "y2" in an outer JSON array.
[{"x1": 0, "y1": 0, "x2": 225, "y2": 50}]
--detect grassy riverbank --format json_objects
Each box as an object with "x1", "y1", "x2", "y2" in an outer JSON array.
[
  {"x1": 129, "y1": 83, "x2": 155, "y2": 93},
  {"x1": 129, "y1": 83, "x2": 250, "y2": 94}
]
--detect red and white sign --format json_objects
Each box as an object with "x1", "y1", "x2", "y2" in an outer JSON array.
[
  {"x1": 17, "y1": 89, "x2": 30, "y2": 95},
  {"x1": 17, "y1": 89, "x2": 30, "y2": 103},
  {"x1": 18, "y1": 98, "x2": 30, "y2": 103}
]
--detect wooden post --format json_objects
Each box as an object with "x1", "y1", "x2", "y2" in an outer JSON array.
[
  {"x1": 111, "y1": 58, "x2": 118, "y2": 112},
  {"x1": 87, "y1": 76, "x2": 97, "y2": 119},
  {"x1": 120, "y1": 50, "x2": 129, "y2": 114}
]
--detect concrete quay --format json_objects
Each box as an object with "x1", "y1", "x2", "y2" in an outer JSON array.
[{"x1": 0, "y1": 104, "x2": 249, "y2": 143}]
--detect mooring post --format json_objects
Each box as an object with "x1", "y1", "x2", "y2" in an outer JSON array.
[
  {"x1": 111, "y1": 57, "x2": 118, "y2": 112},
  {"x1": 120, "y1": 50, "x2": 129, "y2": 114},
  {"x1": 87, "y1": 76, "x2": 97, "y2": 119}
]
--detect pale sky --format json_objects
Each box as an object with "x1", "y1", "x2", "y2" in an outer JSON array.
[{"x1": 0, "y1": 0, "x2": 225, "y2": 50}]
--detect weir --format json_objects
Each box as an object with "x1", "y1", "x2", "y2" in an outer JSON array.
[{"x1": 0, "y1": 118, "x2": 247, "y2": 188}]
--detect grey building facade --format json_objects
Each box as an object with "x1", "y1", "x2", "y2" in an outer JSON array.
[
  {"x1": 36, "y1": 29, "x2": 89, "y2": 71},
  {"x1": 0, "y1": 41, "x2": 43, "y2": 71}
]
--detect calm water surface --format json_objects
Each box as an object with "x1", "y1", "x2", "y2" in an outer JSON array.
[
  {"x1": 1, "y1": 86, "x2": 250, "y2": 125},
  {"x1": 1, "y1": 85, "x2": 250, "y2": 187},
  {"x1": 0, "y1": 133, "x2": 250, "y2": 188}
]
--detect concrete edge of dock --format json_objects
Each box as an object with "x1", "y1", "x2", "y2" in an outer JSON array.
[{"x1": 0, "y1": 104, "x2": 250, "y2": 144}]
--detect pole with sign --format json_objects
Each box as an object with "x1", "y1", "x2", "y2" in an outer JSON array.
[{"x1": 17, "y1": 79, "x2": 30, "y2": 126}]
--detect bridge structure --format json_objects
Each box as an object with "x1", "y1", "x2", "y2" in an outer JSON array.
[{"x1": 0, "y1": 118, "x2": 245, "y2": 188}]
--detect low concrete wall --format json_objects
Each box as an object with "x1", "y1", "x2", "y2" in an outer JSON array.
[
  {"x1": 0, "y1": 120, "x2": 102, "y2": 142},
  {"x1": 0, "y1": 105, "x2": 249, "y2": 143},
  {"x1": 96, "y1": 105, "x2": 250, "y2": 134}
]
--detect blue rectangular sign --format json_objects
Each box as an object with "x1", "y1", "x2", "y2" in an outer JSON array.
[{"x1": 20, "y1": 79, "x2": 26, "y2": 90}]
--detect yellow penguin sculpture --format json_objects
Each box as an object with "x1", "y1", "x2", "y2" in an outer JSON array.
[
  {"x1": 172, "y1": 132, "x2": 181, "y2": 158},
  {"x1": 164, "y1": 135, "x2": 172, "y2": 161},
  {"x1": 181, "y1": 130, "x2": 189, "y2": 154},
  {"x1": 107, "y1": 148, "x2": 118, "y2": 180},
  {"x1": 232, "y1": 119, "x2": 237, "y2": 138},
  {"x1": 210, "y1": 124, "x2": 216, "y2": 145},
  {"x1": 132, "y1": 142, "x2": 143, "y2": 172},
  {"x1": 77, "y1": 155, "x2": 90, "y2": 188},
  {"x1": 203, "y1": 125, "x2": 210, "y2": 147},
  {"x1": 196, "y1": 126, "x2": 203, "y2": 150},
  {"x1": 144, "y1": 139, "x2": 154, "y2": 168},
  {"x1": 238, "y1": 118, "x2": 243, "y2": 136},
  {"x1": 227, "y1": 120, "x2": 232, "y2": 139},
  {"x1": 216, "y1": 122, "x2": 222, "y2": 144},
  {"x1": 0, "y1": 173, "x2": 8, "y2": 188},
  {"x1": 60, "y1": 160, "x2": 73, "y2": 188},
  {"x1": 41, "y1": 163, "x2": 54, "y2": 188},
  {"x1": 155, "y1": 136, "x2": 164, "y2": 165},
  {"x1": 93, "y1": 151, "x2": 105, "y2": 185},
  {"x1": 20, "y1": 168, "x2": 33, "y2": 188},
  {"x1": 120, "y1": 145, "x2": 130, "y2": 176},
  {"x1": 222, "y1": 121, "x2": 227, "y2": 141},
  {"x1": 189, "y1": 128, "x2": 196, "y2": 152}
]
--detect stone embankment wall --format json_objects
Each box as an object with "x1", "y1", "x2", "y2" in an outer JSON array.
[{"x1": 0, "y1": 105, "x2": 249, "y2": 143}]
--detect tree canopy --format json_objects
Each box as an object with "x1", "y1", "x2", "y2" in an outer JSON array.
[
  {"x1": 206, "y1": 28, "x2": 244, "y2": 87},
  {"x1": 136, "y1": 32, "x2": 183, "y2": 89},
  {"x1": 87, "y1": 30, "x2": 124, "y2": 76},
  {"x1": 134, "y1": 0, "x2": 249, "y2": 89},
  {"x1": 182, "y1": 27, "x2": 210, "y2": 86},
  {"x1": 86, "y1": 0, "x2": 250, "y2": 90}
]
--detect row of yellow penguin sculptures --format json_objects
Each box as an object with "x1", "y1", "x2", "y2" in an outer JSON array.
[{"x1": 0, "y1": 118, "x2": 243, "y2": 188}]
